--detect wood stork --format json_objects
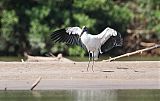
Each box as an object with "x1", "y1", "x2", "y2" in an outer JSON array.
[{"x1": 50, "y1": 26, "x2": 123, "y2": 72}]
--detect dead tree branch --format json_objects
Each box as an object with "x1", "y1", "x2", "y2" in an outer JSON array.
[
  {"x1": 30, "y1": 76, "x2": 42, "y2": 90},
  {"x1": 103, "y1": 44, "x2": 160, "y2": 62}
]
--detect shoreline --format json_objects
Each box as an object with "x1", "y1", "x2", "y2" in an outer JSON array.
[
  {"x1": 0, "y1": 79, "x2": 159, "y2": 90},
  {"x1": 0, "y1": 61, "x2": 159, "y2": 90}
]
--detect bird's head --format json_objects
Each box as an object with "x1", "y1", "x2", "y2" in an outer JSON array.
[
  {"x1": 82, "y1": 26, "x2": 88, "y2": 32},
  {"x1": 107, "y1": 27, "x2": 117, "y2": 36},
  {"x1": 80, "y1": 26, "x2": 88, "y2": 37}
]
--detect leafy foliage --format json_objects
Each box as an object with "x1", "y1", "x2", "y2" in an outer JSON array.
[
  {"x1": 26, "y1": 6, "x2": 51, "y2": 54},
  {"x1": 1, "y1": 10, "x2": 18, "y2": 40},
  {"x1": 0, "y1": 0, "x2": 159, "y2": 56},
  {"x1": 68, "y1": 46, "x2": 86, "y2": 57},
  {"x1": 0, "y1": 10, "x2": 18, "y2": 54}
]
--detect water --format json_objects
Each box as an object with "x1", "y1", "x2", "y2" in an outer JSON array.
[
  {"x1": 0, "y1": 55, "x2": 159, "y2": 62},
  {"x1": 0, "y1": 56, "x2": 26, "y2": 62},
  {"x1": 68, "y1": 55, "x2": 160, "y2": 61},
  {"x1": 0, "y1": 90, "x2": 159, "y2": 101}
]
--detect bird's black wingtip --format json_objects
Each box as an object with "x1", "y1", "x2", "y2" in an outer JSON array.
[
  {"x1": 50, "y1": 28, "x2": 67, "y2": 40},
  {"x1": 115, "y1": 32, "x2": 123, "y2": 46}
]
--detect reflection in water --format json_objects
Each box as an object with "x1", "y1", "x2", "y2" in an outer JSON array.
[
  {"x1": 74, "y1": 90, "x2": 117, "y2": 101},
  {"x1": 0, "y1": 90, "x2": 159, "y2": 101}
]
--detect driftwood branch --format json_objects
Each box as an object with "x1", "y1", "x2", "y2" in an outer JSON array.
[
  {"x1": 30, "y1": 76, "x2": 42, "y2": 90},
  {"x1": 127, "y1": 29, "x2": 155, "y2": 34},
  {"x1": 103, "y1": 44, "x2": 160, "y2": 62}
]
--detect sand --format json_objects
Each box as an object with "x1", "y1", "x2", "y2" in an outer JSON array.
[{"x1": 0, "y1": 61, "x2": 159, "y2": 90}]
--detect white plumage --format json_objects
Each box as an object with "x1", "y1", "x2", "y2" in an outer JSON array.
[{"x1": 51, "y1": 26, "x2": 122, "y2": 71}]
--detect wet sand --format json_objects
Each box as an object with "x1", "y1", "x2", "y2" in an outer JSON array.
[{"x1": 0, "y1": 61, "x2": 159, "y2": 90}]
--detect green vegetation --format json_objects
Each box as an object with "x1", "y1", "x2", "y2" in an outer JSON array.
[{"x1": 0, "y1": 0, "x2": 159, "y2": 57}]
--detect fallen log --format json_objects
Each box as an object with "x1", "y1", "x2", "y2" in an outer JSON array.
[
  {"x1": 103, "y1": 44, "x2": 160, "y2": 62},
  {"x1": 25, "y1": 53, "x2": 73, "y2": 62},
  {"x1": 140, "y1": 42, "x2": 156, "y2": 47}
]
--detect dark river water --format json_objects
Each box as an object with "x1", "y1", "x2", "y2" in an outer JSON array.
[
  {"x1": 0, "y1": 55, "x2": 159, "y2": 61},
  {"x1": 0, "y1": 89, "x2": 160, "y2": 101}
]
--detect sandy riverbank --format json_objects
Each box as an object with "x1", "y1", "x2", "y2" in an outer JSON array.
[{"x1": 0, "y1": 61, "x2": 159, "y2": 90}]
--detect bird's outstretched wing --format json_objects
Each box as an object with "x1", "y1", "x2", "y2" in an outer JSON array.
[
  {"x1": 99, "y1": 27, "x2": 123, "y2": 53},
  {"x1": 51, "y1": 27, "x2": 85, "y2": 48}
]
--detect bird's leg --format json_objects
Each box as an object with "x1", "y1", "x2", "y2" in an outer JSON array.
[
  {"x1": 87, "y1": 51, "x2": 91, "y2": 71},
  {"x1": 92, "y1": 52, "x2": 94, "y2": 72}
]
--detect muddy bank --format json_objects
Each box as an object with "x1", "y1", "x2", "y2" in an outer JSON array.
[{"x1": 0, "y1": 61, "x2": 159, "y2": 90}]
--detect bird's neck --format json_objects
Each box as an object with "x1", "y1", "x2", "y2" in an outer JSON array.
[{"x1": 80, "y1": 31, "x2": 87, "y2": 38}]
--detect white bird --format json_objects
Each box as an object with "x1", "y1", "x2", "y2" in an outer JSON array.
[{"x1": 51, "y1": 26, "x2": 123, "y2": 72}]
